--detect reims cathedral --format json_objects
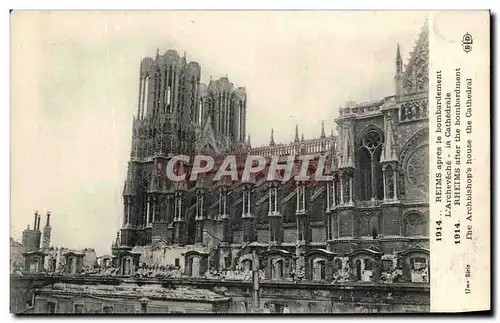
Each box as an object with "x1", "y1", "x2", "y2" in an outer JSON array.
[{"x1": 112, "y1": 25, "x2": 429, "y2": 287}]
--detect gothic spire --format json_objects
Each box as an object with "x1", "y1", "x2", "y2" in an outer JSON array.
[
  {"x1": 380, "y1": 114, "x2": 398, "y2": 163},
  {"x1": 396, "y1": 43, "x2": 402, "y2": 74},
  {"x1": 270, "y1": 129, "x2": 275, "y2": 146},
  {"x1": 294, "y1": 125, "x2": 300, "y2": 143},
  {"x1": 395, "y1": 43, "x2": 403, "y2": 96},
  {"x1": 301, "y1": 133, "x2": 305, "y2": 142},
  {"x1": 247, "y1": 133, "x2": 251, "y2": 147},
  {"x1": 320, "y1": 121, "x2": 326, "y2": 139}
]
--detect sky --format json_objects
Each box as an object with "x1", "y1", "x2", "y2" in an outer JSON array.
[{"x1": 10, "y1": 11, "x2": 427, "y2": 255}]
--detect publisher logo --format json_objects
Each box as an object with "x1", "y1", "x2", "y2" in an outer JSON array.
[{"x1": 462, "y1": 33, "x2": 473, "y2": 53}]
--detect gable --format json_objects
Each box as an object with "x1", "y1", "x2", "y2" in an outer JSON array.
[
  {"x1": 402, "y1": 23, "x2": 429, "y2": 94},
  {"x1": 196, "y1": 116, "x2": 219, "y2": 155}
]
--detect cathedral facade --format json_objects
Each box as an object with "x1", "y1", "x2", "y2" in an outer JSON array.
[{"x1": 113, "y1": 25, "x2": 429, "y2": 286}]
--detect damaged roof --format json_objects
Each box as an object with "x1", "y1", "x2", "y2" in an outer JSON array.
[{"x1": 37, "y1": 283, "x2": 230, "y2": 303}]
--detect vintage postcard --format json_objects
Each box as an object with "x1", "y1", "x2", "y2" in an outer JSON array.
[{"x1": 10, "y1": 10, "x2": 490, "y2": 314}]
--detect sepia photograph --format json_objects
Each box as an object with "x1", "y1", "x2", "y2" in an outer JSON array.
[{"x1": 10, "y1": 10, "x2": 434, "y2": 314}]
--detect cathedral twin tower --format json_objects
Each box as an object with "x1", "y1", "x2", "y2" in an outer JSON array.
[
  {"x1": 121, "y1": 49, "x2": 247, "y2": 246},
  {"x1": 133, "y1": 49, "x2": 247, "y2": 160}
]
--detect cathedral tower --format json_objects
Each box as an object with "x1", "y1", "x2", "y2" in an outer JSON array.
[{"x1": 119, "y1": 49, "x2": 247, "y2": 248}]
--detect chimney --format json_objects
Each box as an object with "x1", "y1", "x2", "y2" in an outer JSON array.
[
  {"x1": 46, "y1": 211, "x2": 51, "y2": 227},
  {"x1": 33, "y1": 211, "x2": 38, "y2": 230},
  {"x1": 36, "y1": 214, "x2": 41, "y2": 231}
]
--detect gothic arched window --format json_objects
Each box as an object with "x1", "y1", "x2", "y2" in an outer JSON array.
[
  {"x1": 191, "y1": 76, "x2": 197, "y2": 121},
  {"x1": 358, "y1": 130, "x2": 384, "y2": 201},
  {"x1": 166, "y1": 86, "x2": 172, "y2": 110},
  {"x1": 155, "y1": 71, "x2": 161, "y2": 115},
  {"x1": 198, "y1": 98, "x2": 203, "y2": 125},
  {"x1": 164, "y1": 66, "x2": 173, "y2": 113}
]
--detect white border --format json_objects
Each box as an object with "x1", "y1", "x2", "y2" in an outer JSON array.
[{"x1": 3, "y1": 1, "x2": 498, "y2": 322}]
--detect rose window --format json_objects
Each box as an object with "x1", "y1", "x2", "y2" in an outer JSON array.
[{"x1": 406, "y1": 145, "x2": 429, "y2": 193}]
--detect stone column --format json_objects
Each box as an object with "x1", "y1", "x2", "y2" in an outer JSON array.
[
  {"x1": 371, "y1": 155, "x2": 377, "y2": 203},
  {"x1": 393, "y1": 167, "x2": 399, "y2": 201},
  {"x1": 251, "y1": 251, "x2": 260, "y2": 312},
  {"x1": 146, "y1": 195, "x2": 151, "y2": 224},
  {"x1": 268, "y1": 189, "x2": 272, "y2": 214},
  {"x1": 382, "y1": 166, "x2": 387, "y2": 201},
  {"x1": 151, "y1": 196, "x2": 156, "y2": 222},
  {"x1": 349, "y1": 176, "x2": 354, "y2": 205},
  {"x1": 333, "y1": 179, "x2": 337, "y2": 207},
  {"x1": 326, "y1": 182, "x2": 331, "y2": 210},
  {"x1": 339, "y1": 174, "x2": 344, "y2": 205}
]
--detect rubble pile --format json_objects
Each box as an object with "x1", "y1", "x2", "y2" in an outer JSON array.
[
  {"x1": 331, "y1": 269, "x2": 350, "y2": 283},
  {"x1": 220, "y1": 269, "x2": 252, "y2": 281},
  {"x1": 10, "y1": 263, "x2": 24, "y2": 276},
  {"x1": 134, "y1": 264, "x2": 182, "y2": 279},
  {"x1": 205, "y1": 268, "x2": 262, "y2": 281},
  {"x1": 380, "y1": 268, "x2": 404, "y2": 284},
  {"x1": 290, "y1": 268, "x2": 305, "y2": 282}
]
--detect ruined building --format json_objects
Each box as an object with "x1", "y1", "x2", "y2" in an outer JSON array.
[
  {"x1": 18, "y1": 211, "x2": 52, "y2": 273},
  {"x1": 13, "y1": 24, "x2": 430, "y2": 315},
  {"x1": 112, "y1": 23, "x2": 429, "y2": 287}
]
